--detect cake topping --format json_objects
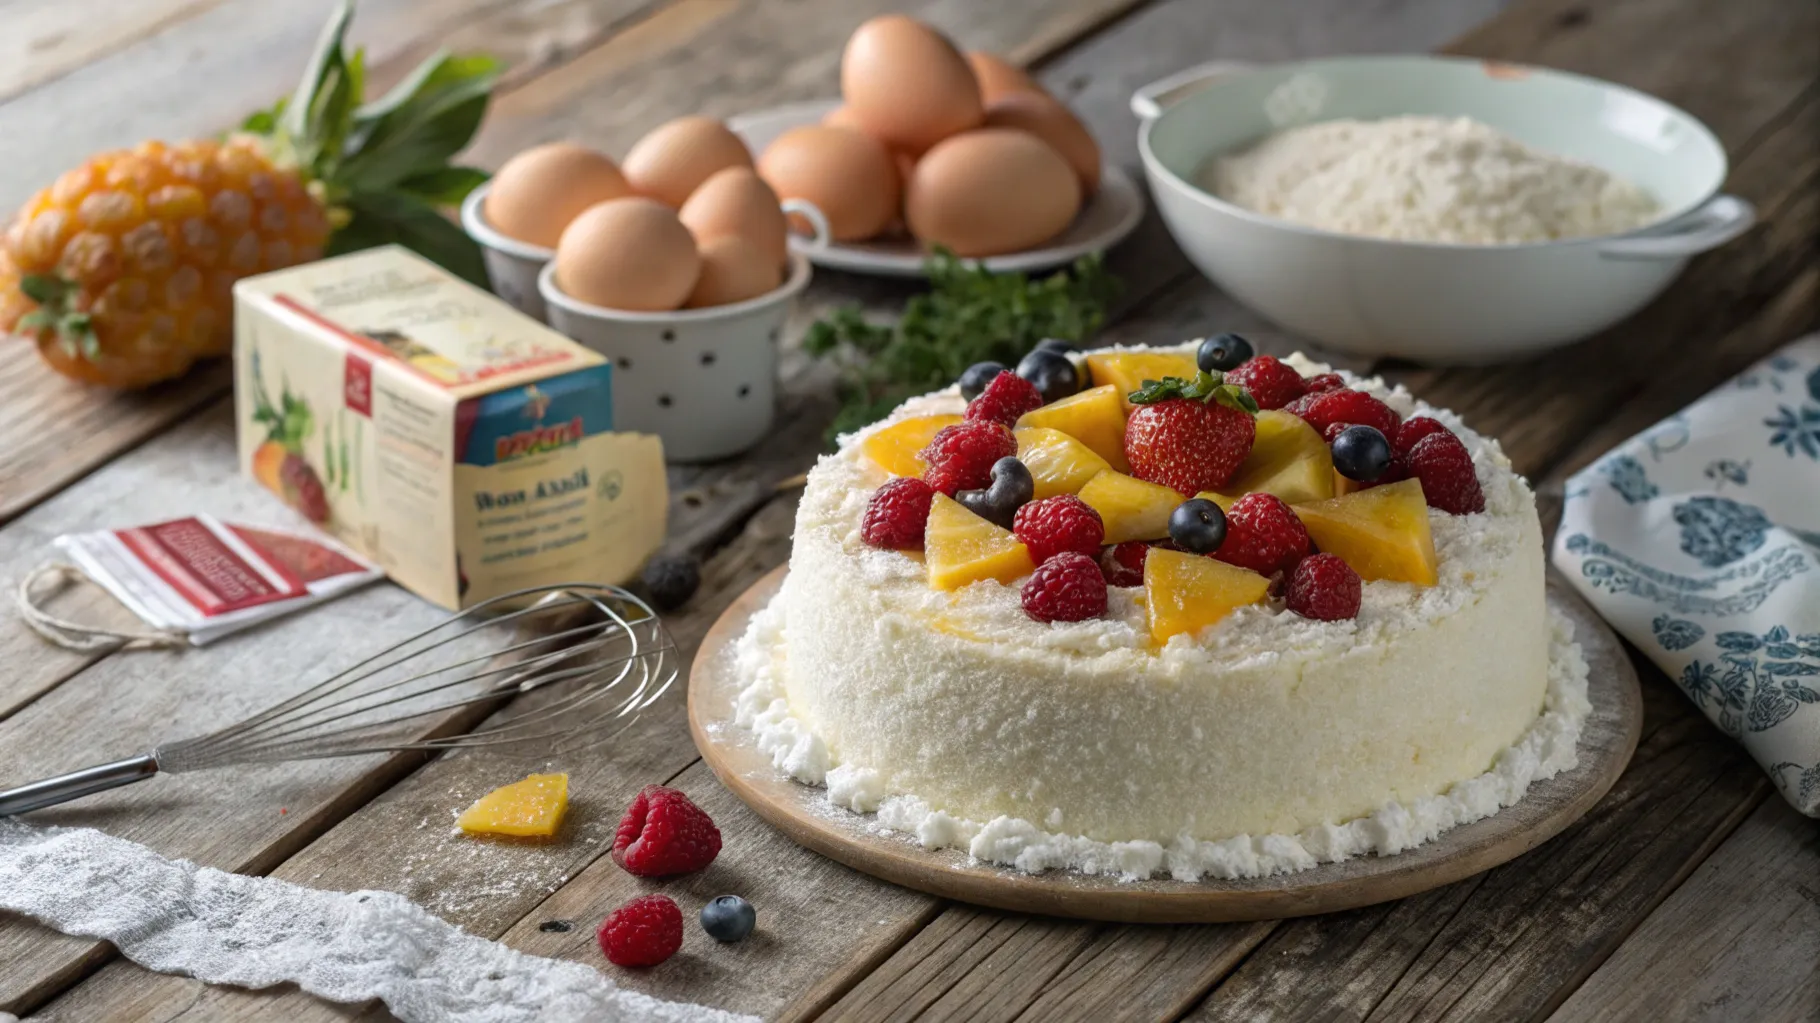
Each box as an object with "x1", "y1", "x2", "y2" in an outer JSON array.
[
  {"x1": 862, "y1": 476, "x2": 938, "y2": 549},
  {"x1": 1203, "y1": 409, "x2": 1333, "y2": 507},
  {"x1": 1020, "y1": 550, "x2": 1108, "y2": 622},
  {"x1": 1167, "y1": 497, "x2": 1228, "y2": 555},
  {"x1": 598, "y1": 894, "x2": 684, "y2": 968},
  {"x1": 700, "y1": 895, "x2": 757, "y2": 943},
  {"x1": 1144, "y1": 547, "x2": 1270, "y2": 642},
  {"x1": 1123, "y1": 372, "x2": 1258, "y2": 495},
  {"x1": 1284, "y1": 552, "x2": 1364, "y2": 621},
  {"x1": 1014, "y1": 383, "x2": 1127, "y2": 469},
  {"x1": 1331, "y1": 424, "x2": 1393, "y2": 483},
  {"x1": 1395, "y1": 415, "x2": 1451, "y2": 454},
  {"x1": 1014, "y1": 426, "x2": 1111, "y2": 498},
  {"x1": 1196, "y1": 332, "x2": 1254, "y2": 373},
  {"x1": 1300, "y1": 388, "x2": 1400, "y2": 439},
  {"x1": 1223, "y1": 354, "x2": 1305, "y2": 410},
  {"x1": 862, "y1": 413, "x2": 962, "y2": 477},
  {"x1": 1214, "y1": 492, "x2": 1312, "y2": 576},
  {"x1": 1293, "y1": 478, "x2": 1439, "y2": 585},
  {"x1": 1085, "y1": 350, "x2": 1200, "y2": 407},
  {"x1": 1300, "y1": 371, "x2": 1345, "y2": 394},
  {"x1": 1100, "y1": 540, "x2": 1151, "y2": 587},
  {"x1": 958, "y1": 360, "x2": 1008, "y2": 401},
  {"x1": 1013, "y1": 494, "x2": 1105, "y2": 563},
  {"x1": 920, "y1": 420, "x2": 1017, "y2": 494},
  {"x1": 964, "y1": 370, "x2": 1044, "y2": 426},
  {"x1": 611, "y1": 784, "x2": 723, "y2": 877},
  {"x1": 954, "y1": 455, "x2": 1034, "y2": 527},
  {"x1": 1405, "y1": 431, "x2": 1486, "y2": 514},
  {"x1": 1015, "y1": 346, "x2": 1086, "y2": 403},
  {"x1": 925, "y1": 492, "x2": 1036, "y2": 589},
  {"x1": 1077, "y1": 469, "x2": 1180, "y2": 543}
]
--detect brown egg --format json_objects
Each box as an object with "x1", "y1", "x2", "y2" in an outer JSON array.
[
  {"x1": 483, "y1": 143, "x2": 632, "y2": 248},
  {"x1": 841, "y1": 15, "x2": 982, "y2": 155},
  {"x1": 554, "y1": 198, "x2": 701, "y2": 311},
  {"x1": 905, "y1": 128, "x2": 1081, "y2": 258},
  {"x1": 679, "y1": 167, "x2": 789, "y2": 268},
  {"x1": 687, "y1": 235, "x2": 783, "y2": 308},
  {"x1": 621, "y1": 116, "x2": 754, "y2": 208},
  {"x1": 822, "y1": 105, "x2": 867, "y2": 132},
  {"x1": 966, "y1": 51, "x2": 1045, "y2": 104},
  {"x1": 983, "y1": 92, "x2": 1101, "y2": 195},
  {"x1": 757, "y1": 125, "x2": 900, "y2": 242}
]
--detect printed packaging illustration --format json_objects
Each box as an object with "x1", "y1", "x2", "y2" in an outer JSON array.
[{"x1": 233, "y1": 246, "x2": 667, "y2": 610}]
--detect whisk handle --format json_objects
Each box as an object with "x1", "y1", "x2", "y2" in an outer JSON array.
[{"x1": 0, "y1": 754, "x2": 159, "y2": 816}]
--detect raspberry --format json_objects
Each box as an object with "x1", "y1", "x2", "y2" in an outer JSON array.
[
  {"x1": 1013, "y1": 495, "x2": 1105, "y2": 564},
  {"x1": 1301, "y1": 372, "x2": 1345, "y2": 394},
  {"x1": 1100, "y1": 541, "x2": 1150, "y2": 587},
  {"x1": 1281, "y1": 391, "x2": 1323, "y2": 422},
  {"x1": 862, "y1": 477, "x2": 937, "y2": 549},
  {"x1": 1302, "y1": 389, "x2": 1400, "y2": 439},
  {"x1": 1394, "y1": 416, "x2": 1452, "y2": 454},
  {"x1": 598, "y1": 894, "x2": 684, "y2": 968},
  {"x1": 921, "y1": 421, "x2": 1016, "y2": 495},
  {"x1": 1020, "y1": 550, "x2": 1107, "y2": 622},
  {"x1": 964, "y1": 370, "x2": 1044, "y2": 427},
  {"x1": 1285, "y1": 553, "x2": 1362, "y2": 621},
  {"x1": 1215, "y1": 492, "x2": 1311, "y2": 576},
  {"x1": 611, "y1": 785, "x2": 722, "y2": 877},
  {"x1": 1406, "y1": 431, "x2": 1485, "y2": 514},
  {"x1": 1225, "y1": 355, "x2": 1304, "y2": 410}
]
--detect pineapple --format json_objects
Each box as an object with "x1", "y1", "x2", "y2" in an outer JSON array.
[
  {"x1": 1204, "y1": 410, "x2": 1334, "y2": 508},
  {"x1": 862, "y1": 414, "x2": 962, "y2": 477},
  {"x1": 1015, "y1": 426, "x2": 1110, "y2": 498},
  {"x1": 1016, "y1": 383, "x2": 1129, "y2": 470},
  {"x1": 1077, "y1": 469, "x2": 1181, "y2": 544},
  {"x1": 925, "y1": 492, "x2": 1035, "y2": 590},
  {"x1": 457, "y1": 772, "x2": 570, "y2": 838},
  {"x1": 1292, "y1": 478, "x2": 1438, "y2": 585},
  {"x1": 1144, "y1": 548, "x2": 1270, "y2": 643},
  {"x1": 1, "y1": 3, "x2": 498, "y2": 389},
  {"x1": 1085, "y1": 350, "x2": 1199, "y2": 406}
]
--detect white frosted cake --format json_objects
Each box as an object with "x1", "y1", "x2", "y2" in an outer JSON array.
[{"x1": 734, "y1": 344, "x2": 1590, "y2": 880}]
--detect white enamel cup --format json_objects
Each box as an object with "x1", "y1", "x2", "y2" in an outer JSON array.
[
  {"x1": 460, "y1": 182, "x2": 554, "y2": 321},
  {"x1": 538, "y1": 253, "x2": 813, "y2": 463}
]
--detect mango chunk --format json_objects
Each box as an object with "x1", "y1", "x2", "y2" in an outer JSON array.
[
  {"x1": 861, "y1": 414, "x2": 963, "y2": 478},
  {"x1": 925, "y1": 493, "x2": 1036, "y2": 590},
  {"x1": 1016, "y1": 384, "x2": 1129, "y2": 471},
  {"x1": 1078, "y1": 470, "x2": 1182, "y2": 544},
  {"x1": 1016, "y1": 427, "x2": 1112, "y2": 499},
  {"x1": 1085, "y1": 351, "x2": 1199, "y2": 406},
  {"x1": 1292, "y1": 478, "x2": 1438, "y2": 586},
  {"x1": 1145, "y1": 548, "x2": 1270, "y2": 643},
  {"x1": 458, "y1": 772, "x2": 570, "y2": 838}
]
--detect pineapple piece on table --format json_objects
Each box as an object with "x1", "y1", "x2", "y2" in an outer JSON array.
[
  {"x1": 458, "y1": 772, "x2": 570, "y2": 839},
  {"x1": 1015, "y1": 426, "x2": 1111, "y2": 499},
  {"x1": 862, "y1": 414, "x2": 963, "y2": 478},
  {"x1": 1293, "y1": 478, "x2": 1438, "y2": 586},
  {"x1": 925, "y1": 493, "x2": 1035, "y2": 590},
  {"x1": 1078, "y1": 469, "x2": 1182, "y2": 544},
  {"x1": 1145, "y1": 548, "x2": 1270, "y2": 643},
  {"x1": 1085, "y1": 351, "x2": 1199, "y2": 406},
  {"x1": 1016, "y1": 383, "x2": 1129, "y2": 471}
]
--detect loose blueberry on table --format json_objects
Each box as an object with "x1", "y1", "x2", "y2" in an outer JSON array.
[{"x1": 700, "y1": 895, "x2": 757, "y2": 943}]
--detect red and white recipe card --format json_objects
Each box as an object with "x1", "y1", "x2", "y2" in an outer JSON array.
[{"x1": 53, "y1": 515, "x2": 381, "y2": 645}]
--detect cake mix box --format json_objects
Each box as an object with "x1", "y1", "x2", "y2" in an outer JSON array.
[{"x1": 232, "y1": 245, "x2": 667, "y2": 610}]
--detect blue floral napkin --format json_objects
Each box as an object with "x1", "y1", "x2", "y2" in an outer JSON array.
[{"x1": 1553, "y1": 334, "x2": 1820, "y2": 815}]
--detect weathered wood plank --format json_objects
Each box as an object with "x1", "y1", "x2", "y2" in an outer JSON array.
[
  {"x1": 0, "y1": 0, "x2": 228, "y2": 104},
  {"x1": 1549, "y1": 797, "x2": 1820, "y2": 1023}
]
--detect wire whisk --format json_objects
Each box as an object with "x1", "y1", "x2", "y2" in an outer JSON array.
[{"x1": 0, "y1": 584, "x2": 678, "y2": 817}]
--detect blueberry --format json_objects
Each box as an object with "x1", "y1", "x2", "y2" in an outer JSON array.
[
  {"x1": 1168, "y1": 498, "x2": 1228, "y2": 554},
  {"x1": 1197, "y1": 333, "x2": 1254, "y2": 373},
  {"x1": 956, "y1": 456, "x2": 1034, "y2": 528},
  {"x1": 1331, "y1": 425, "x2": 1392, "y2": 482},
  {"x1": 1017, "y1": 348, "x2": 1083, "y2": 403},
  {"x1": 1035, "y1": 338, "x2": 1081, "y2": 356},
  {"x1": 640, "y1": 553, "x2": 701, "y2": 610},
  {"x1": 700, "y1": 895, "x2": 756, "y2": 943},
  {"x1": 959, "y1": 361, "x2": 1008, "y2": 401}
]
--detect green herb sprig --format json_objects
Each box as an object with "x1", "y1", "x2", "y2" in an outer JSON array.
[{"x1": 804, "y1": 248, "x2": 1120, "y2": 439}]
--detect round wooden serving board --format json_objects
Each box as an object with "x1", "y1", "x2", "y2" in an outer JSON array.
[{"x1": 688, "y1": 566, "x2": 1642, "y2": 923}]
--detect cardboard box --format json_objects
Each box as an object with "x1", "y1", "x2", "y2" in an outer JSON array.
[{"x1": 233, "y1": 245, "x2": 667, "y2": 610}]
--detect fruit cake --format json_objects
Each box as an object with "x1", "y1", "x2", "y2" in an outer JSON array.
[{"x1": 732, "y1": 337, "x2": 1591, "y2": 881}]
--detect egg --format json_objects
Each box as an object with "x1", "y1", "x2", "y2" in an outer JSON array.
[
  {"x1": 905, "y1": 128, "x2": 1081, "y2": 257},
  {"x1": 679, "y1": 167, "x2": 789, "y2": 268},
  {"x1": 840, "y1": 15, "x2": 982, "y2": 155},
  {"x1": 983, "y1": 93, "x2": 1101, "y2": 194},
  {"x1": 483, "y1": 143, "x2": 632, "y2": 248},
  {"x1": 687, "y1": 235, "x2": 783, "y2": 308},
  {"x1": 554, "y1": 198, "x2": 701, "y2": 311},
  {"x1": 822, "y1": 105, "x2": 867, "y2": 132},
  {"x1": 966, "y1": 51, "x2": 1045, "y2": 104},
  {"x1": 621, "y1": 115, "x2": 753, "y2": 208},
  {"x1": 758, "y1": 125, "x2": 900, "y2": 242}
]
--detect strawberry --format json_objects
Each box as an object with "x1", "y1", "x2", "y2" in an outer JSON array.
[{"x1": 1122, "y1": 371, "x2": 1259, "y2": 495}]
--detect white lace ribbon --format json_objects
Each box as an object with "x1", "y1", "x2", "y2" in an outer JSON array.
[{"x1": 0, "y1": 821, "x2": 755, "y2": 1022}]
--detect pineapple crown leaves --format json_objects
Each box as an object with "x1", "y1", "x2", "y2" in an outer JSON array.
[{"x1": 1128, "y1": 371, "x2": 1260, "y2": 415}]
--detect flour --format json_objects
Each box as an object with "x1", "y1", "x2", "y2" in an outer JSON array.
[{"x1": 1203, "y1": 116, "x2": 1660, "y2": 244}]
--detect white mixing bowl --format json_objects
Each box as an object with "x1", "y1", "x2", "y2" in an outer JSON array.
[{"x1": 1133, "y1": 56, "x2": 1753, "y2": 363}]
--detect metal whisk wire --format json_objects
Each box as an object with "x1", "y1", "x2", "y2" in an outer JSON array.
[{"x1": 0, "y1": 584, "x2": 678, "y2": 817}]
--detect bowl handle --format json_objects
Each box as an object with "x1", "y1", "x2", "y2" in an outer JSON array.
[
  {"x1": 1597, "y1": 195, "x2": 1756, "y2": 261},
  {"x1": 1130, "y1": 61, "x2": 1255, "y2": 121},
  {"x1": 782, "y1": 199, "x2": 834, "y2": 250}
]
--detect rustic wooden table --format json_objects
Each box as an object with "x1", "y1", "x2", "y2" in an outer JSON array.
[{"x1": 1, "y1": 0, "x2": 1815, "y2": 1020}]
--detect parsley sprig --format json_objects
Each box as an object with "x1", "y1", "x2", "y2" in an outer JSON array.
[{"x1": 803, "y1": 248, "x2": 1120, "y2": 438}]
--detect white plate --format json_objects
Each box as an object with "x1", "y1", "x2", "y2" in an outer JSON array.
[{"x1": 728, "y1": 99, "x2": 1146, "y2": 279}]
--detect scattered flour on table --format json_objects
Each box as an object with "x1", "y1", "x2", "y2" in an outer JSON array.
[{"x1": 1203, "y1": 115, "x2": 1660, "y2": 244}]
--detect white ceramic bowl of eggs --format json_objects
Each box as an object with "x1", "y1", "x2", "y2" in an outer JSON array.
[{"x1": 462, "y1": 119, "x2": 827, "y2": 461}]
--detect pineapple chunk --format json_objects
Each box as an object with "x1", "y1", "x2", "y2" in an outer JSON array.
[
  {"x1": 1292, "y1": 478, "x2": 1438, "y2": 586},
  {"x1": 1144, "y1": 548, "x2": 1270, "y2": 643},
  {"x1": 457, "y1": 772, "x2": 570, "y2": 838},
  {"x1": 925, "y1": 493, "x2": 1036, "y2": 590},
  {"x1": 861, "y1": 414, "x2": 963, "y2": 478},
  {"x1": 1209, "y1": 410, "x2": 1334, "y2": 506},
  {"x1": 1077, "y1": 470, "x2": 1182, "y2": 544},
  {"x1": 1016, "y1": 384, "x2": 1129, "y2": 471},
  {"x1": 1086, "y1": 351, "x2": 1200, "y2": 406},
  {"x1": 1016, "y1": 427, "x2": 1111, "y2": 499}
]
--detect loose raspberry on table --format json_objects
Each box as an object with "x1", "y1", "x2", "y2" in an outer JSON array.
[
  {"x1": 598, "y1": 894, "x2": 684, "y2": 968},
  {"x1": 1302, "y1": 389, "x2": 1400, "y2": 439},
  {"x1": 862, "y1": 477, "x2": 937, "y2": 550},
  {"x1": 612, "y1": 784, "x2": 722, "y2": 877},
  {"x1": 1100, "y1": 541, "x2": 1151, "y2": 587},
  {"x1": 1301, "y1": 372, "x2": 1345, "y2": 394},
  {"x1": 964, "y1": 370, "x2": 1044, "y2": 427},
  {"x1": 1394, "y1": 415, "x2": 1452, "y2": 454},
  {"x1": 1406, "y1": 431, "x2": 1485, "y2": 514},
  {"x1": 921, "y1": 421, "x2": 1016, "y2": 495},
  {"x1": 1285, "y1": 552, "x2": 1362, "y2": 620},
  {"x1": 1215, "y1": 492, "x2": 1311, "y2": 576},
  {"x1": 1013, "y1": 495, "x2": 1104, "y2": 564},
  {"x1": 1021, "y1": 550, "x2": 1107, "y2": 622},
  {"x1": 1225, "y1": 354, "x2": 1305, "y2": 410}
]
